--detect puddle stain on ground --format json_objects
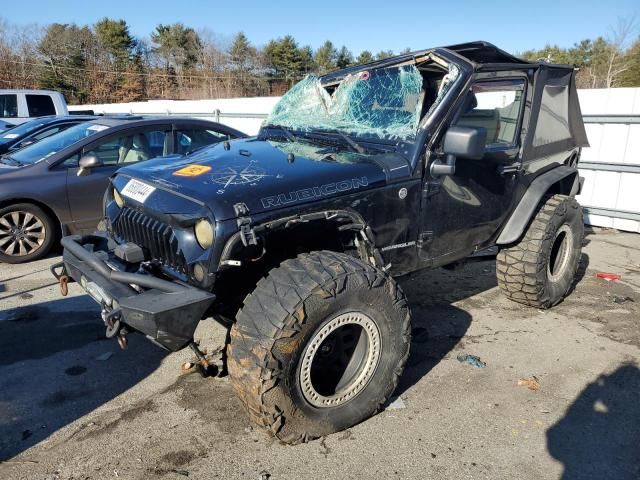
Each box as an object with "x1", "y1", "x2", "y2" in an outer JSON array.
[
  {"x1": 64, "y1": 365, "x2": 87, "y2": 376},
  {"x1": 555, "y1": 273, "x2": 640, "y2": 348},
  {"x1": 172, "y1": 373, "x2": 250, "y2": 437}
]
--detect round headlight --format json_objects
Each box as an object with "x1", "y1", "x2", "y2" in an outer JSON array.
[
  {"x1": 113, "y1": 188, "x2": 124, "y2": 208},
  {"x1": 194, "y1": 219, "x2": 214, "y2": 249}
]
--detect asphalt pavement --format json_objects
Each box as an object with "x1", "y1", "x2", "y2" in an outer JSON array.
[{"x1": 0, "y1": 228, "x2": 638, "y2": 479}]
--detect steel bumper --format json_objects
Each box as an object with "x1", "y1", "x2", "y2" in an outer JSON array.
[{"x1": 56, "y1": 234, "x2": 215, "y2": 351}]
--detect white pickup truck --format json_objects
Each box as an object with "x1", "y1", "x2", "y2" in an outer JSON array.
[{"x1": 0, "y1": 89, "x2": 68, "y2": 128}]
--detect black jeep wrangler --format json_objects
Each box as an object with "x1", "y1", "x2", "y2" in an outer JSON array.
[{"x1": 54, "y1": 42, "x2": 589, "y2": 443}]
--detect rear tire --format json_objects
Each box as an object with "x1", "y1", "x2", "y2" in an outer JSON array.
[
  {"x1": 496, "y1": 194, "x2": 583, "y2": 308},
  {"x1": 0, "y1": 203, "x2": 56, "y2": 264},
  {"x1": 228, "y1": 250, "x2": 411, "y2": 444}
]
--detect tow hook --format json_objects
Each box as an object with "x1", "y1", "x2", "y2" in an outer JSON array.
[
  {"x1": 50, "y1": 261, "x2": 70, "y2": 296},
  {"x1": 103, "y1": 308, "x2": 128, "y2": 350},
  {"x1": 59, "y1": 275, "x2": 69, "y2": 296}
]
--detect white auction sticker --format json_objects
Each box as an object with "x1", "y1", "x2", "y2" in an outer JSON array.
[
  {"x1": 87, "y1": 124, "x2": 109, "y2": 132},
  {"x1": 121, "y1": 179, "x2": 156, "y2": 203}
]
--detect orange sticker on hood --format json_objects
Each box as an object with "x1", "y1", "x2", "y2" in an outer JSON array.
[{"x1": 173, "y1": 165, "x2": 212, "y2": 177}]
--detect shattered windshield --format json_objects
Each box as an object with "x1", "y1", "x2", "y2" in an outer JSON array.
[{"x1": 265, "y1": 65, "x2": 424, "y2": 141}]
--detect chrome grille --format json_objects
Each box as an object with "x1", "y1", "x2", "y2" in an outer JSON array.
[{"x1": 113, "y1": 207, "x2": 186, "y2": 272}]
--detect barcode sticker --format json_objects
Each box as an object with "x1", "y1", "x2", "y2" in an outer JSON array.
[{"x1": 121, "y1": 179, "x2": 156, "y2": 203}]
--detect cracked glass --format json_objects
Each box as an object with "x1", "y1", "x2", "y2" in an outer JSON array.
[{"x1": 265, "y1": 65, "x2": 425, "y2": 140}]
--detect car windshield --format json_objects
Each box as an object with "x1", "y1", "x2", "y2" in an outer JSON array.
[
  {"x1": 0, "y1": 118, "x2": 51, "y2": 144},
  {"x1": 264, "y1": 65, "x2": 424, "y2": 141},
  {"x1": 9, "y1": 122, "x2": 109, "y2": 165}
]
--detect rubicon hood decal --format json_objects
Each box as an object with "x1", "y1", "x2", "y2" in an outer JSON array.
[{"x1": 261, "y1": 176, "x2": 369, "y2": 208}]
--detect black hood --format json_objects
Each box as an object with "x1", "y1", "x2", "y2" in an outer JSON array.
[{"x1": 117, "y1": 138, "x2": 406, "y2": 220}]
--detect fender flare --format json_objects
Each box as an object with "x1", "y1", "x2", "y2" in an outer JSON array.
[
  {"x1": 496, "y1": 166, "x2": 580, "y2": 245},
  {"x1": 219, "y1": 209, "x2": 385, "y2": 269}
]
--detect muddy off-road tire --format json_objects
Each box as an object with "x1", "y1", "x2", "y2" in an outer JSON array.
[
  {"x1": 228, "y1": 250, "x2": 411, "y2": 444},
  {"x1": 497, "y1": 194, "x2": 583, "y2": 308}
]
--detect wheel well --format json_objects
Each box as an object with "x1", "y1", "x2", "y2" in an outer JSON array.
[
  {"x1": 547, "y1": 171, "x2": 578, "y2": 196},
  {"x1": 212, "y1": 215, "x2": 372, "y2": 318},
  {"x1": 0, "y1": 198, "x2": 63, "y2": 240}
]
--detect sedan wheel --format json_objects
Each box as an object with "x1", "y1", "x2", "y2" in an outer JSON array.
[{"x1": 0, "y1": 204, "x2": 56, "y2": 264}]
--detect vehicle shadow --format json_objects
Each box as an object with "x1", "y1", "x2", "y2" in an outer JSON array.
[
  {"x1": 546, "y1": 363, "x2": 640, "y2": 480},
  {"x1": 0, "y1": 295, "x2": 166, "y2": 461},
  {"x1": 395, "y1": 258, "x2": 496, "y2": 395}
]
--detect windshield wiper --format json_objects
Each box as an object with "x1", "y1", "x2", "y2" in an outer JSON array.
[
  {"x1": 308, "y1": 129, "x2": 366, "y2": 154},
  {"x1": 263, "y1": 124, "x2": 296, "y2": 143}
]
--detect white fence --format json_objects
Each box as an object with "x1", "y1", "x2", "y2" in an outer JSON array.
[{"x1": 70, "y1": 88, "x2": 640, "y2": 233}]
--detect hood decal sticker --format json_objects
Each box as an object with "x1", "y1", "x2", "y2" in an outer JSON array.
[
  {"x1": 173, "y1": 164, "x2": 212, "y2": 177},
  {"x1": 211, "y1": 161, "x2": 271, "y2": 194}
]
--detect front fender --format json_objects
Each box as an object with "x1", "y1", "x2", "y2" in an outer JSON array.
[{"x1": 496, "y1": 166, "x2": 580, "y2": 245}]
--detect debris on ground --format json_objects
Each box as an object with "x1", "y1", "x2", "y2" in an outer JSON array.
[
  {"x1": 612, "y1": 295, "x2": 634, "y2": 304},
  {"x1": 95, "y1": 352, "x2": 113, "y2": 361},
  {"x1": 170, "y1": 469, "x2": 189, "y2": 477},
  {"x1": 387, "y1": 396, "x2": 406, "y2": 410},
  {"x1": 596, "y1": 272, "x2": 622, "y2": 281},
  {"x1": 518, "y1": 376, "x2": 540, "y2": 391},
  {"x1": 258, "y1": 471, "x2": 271, "y2": 480},
  {"x1": 457, "y1": 353, "x2": 487, "y2": 368}
]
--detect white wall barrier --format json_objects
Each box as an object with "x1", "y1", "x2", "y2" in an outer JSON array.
[{"x1": 70, "y1": 88, "x2": 640, "y2": 233}]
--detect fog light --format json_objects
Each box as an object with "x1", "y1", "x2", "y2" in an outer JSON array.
[
  {"x1": 113, "y1": 188, "x2": 124, "y2": 208},
  {"x1": 193, "y1": 263, "x2": 207, "y2": 283},
  {"x1": 194, "y1": 219, "x2": 214, "y2": 249}
]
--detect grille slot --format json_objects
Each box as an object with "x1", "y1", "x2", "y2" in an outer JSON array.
[{"x1": 113, "y1": 207, "x2": 186, "y2": 272}]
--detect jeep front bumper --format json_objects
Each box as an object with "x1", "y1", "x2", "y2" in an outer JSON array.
[{"x1": 55, "y1": 235, "x2": 216, "y2": 351}]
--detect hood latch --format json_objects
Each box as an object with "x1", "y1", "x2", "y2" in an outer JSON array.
[{"x1": 234, "y1": 203, "x2": 258, "y2": 247}]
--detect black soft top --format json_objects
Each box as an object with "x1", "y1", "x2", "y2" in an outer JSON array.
[{"x1": 444, "y1": 41, "x2": 531, "y2": 65}]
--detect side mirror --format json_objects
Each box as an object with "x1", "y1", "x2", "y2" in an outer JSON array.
[
  {"x1": 77, "y1": 154, "x2": 102, "y2": 176},
  {"x1": 431, "y1": 126, "x2": 487, "y2": 176},
  {"x1": 443, "y1": 126, "x2": 487, "y2": 160}
]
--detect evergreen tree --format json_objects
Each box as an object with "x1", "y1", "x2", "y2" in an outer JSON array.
[
  {"x1": 336, "y1": 46, "x2": 353, "y2": 69},
  {"x1": 263, "y1": 35, "x2": 303, "y2": 79},
  {"x1": 375, "y1": 50, "x2": 394, "y2": 60},
  {"x1": 151, "y1": 23, "x2": 202, "y2": 71},
  {"x1": 229, "y1": 32, "x2": 256, "y2": 72},
  {"x1": 355, "y1": 50, "x2": 374, "y2": 65},
  {"x1": 95, "y1": 18, "x2": 134, "y2": 66},
  {"x1": 314, "y1": 40, "x2": 337, "y2": 73},
  {"x1": 298, "y1": 45, "x2": 315, "y2": 73}
]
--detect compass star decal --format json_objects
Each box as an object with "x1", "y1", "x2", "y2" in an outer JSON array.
[{"x1": 211, "y1": 162, "x2": 270, "y2": 193}]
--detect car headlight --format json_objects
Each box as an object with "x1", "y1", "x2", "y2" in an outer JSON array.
[
  {"x1": 113, "y1": 188, "x2": 124, "y2": 208},
  {"x1": 194, "y1": 219, "x2": 214, "y2": 249}
]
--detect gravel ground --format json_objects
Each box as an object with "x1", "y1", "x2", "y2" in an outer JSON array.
[{"x1": 0, "y1": 228, "x2": 638, "y2": 480}]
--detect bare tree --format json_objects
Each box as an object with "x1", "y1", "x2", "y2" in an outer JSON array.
[{"x1": 605, "y1": 15, "x2": 638, "y2": 87}]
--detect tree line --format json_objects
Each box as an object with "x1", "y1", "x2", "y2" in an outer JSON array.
[{"x1": 0, "y1": 16, "x2": 638, "y2": 105}]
